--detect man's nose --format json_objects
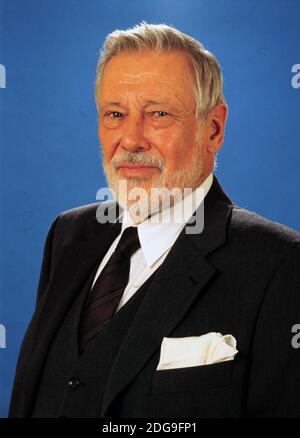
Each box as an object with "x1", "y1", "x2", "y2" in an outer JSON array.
[{"x1": 119, "y1": 116, "x2": 150, "y2": 152}]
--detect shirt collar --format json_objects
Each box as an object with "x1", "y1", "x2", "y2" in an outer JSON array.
[{"x1": 120, "y1": 172, "x2": 213, "y2": 267}]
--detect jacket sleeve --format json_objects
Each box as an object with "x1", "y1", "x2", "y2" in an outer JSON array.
[
  {"x1": 35, "y1": 214, "x2": 61, "y2": 307},
  {"x1": 246, "y1": 243, "x2": 300, "y2": 417}
]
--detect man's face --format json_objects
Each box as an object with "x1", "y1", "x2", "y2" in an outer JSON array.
[{"x1": 97, "y1": 50, "x2": 217, "y2": 220}]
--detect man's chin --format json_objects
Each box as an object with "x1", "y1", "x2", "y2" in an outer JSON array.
[{"x1": 107, "y1": 174, "x2": 164, "y2": 197}]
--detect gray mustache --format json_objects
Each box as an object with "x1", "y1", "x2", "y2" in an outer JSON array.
[{"x1": 111, "y1": 152, "x2": 165, "y2": 171}]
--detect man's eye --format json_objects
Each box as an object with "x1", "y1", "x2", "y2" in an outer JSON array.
[
  {"x1": 108, "y1": 112, "x2": 122, "y2": 118},
  {"x1": 153, "y1": 111, "x2": 168, "y2": 117}
]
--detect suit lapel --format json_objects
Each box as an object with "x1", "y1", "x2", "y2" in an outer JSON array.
[{"x1": 101, "y1": 175, "x2": 233, "y2": 417}]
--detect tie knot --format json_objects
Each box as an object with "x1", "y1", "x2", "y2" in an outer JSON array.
[{"x1": 115, "y1": 226, "x2": 140, "y2": 258}]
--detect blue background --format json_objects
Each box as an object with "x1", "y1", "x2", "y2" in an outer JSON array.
[{"x1": 0, "y1": 0, "x2": 299, "y2": 417}]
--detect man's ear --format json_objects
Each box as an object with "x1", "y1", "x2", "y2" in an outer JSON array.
[
  {"x1": 210, "y1": 121, "x2": 219, "y2": 140},
  {"x1": 207, "y1": 103, "x2": 228, "y2": 153}
]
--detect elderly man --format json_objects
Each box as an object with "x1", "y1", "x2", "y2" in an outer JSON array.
[{"x1": 9, "y1": 22, "x2": 300, "y2": 418}]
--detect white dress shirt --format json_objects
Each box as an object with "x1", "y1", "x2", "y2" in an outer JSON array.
[{"x1": 91, "y1": 172, "x2": 213, "y2": 312}]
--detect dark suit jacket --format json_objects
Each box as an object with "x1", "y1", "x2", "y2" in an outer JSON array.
[{"x1": 9, "y1": 175, "x2": 300, "y2": 417}]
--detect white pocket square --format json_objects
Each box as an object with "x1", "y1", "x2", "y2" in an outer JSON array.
[{"x1": 156, "y1": 332, "x2": 238, "y2": 370}]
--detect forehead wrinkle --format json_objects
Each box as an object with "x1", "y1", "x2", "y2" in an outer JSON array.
[{"x1": 118, "y1": 72, "x2": 160, "y2": 84}]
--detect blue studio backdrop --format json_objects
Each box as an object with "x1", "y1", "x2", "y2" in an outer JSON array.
[{"x1": 0, "y1": 0, "x2": 299, "y2": 417}]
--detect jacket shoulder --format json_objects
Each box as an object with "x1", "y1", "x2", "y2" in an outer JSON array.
[
  {"x1": 230, "y1": 205, "x2": 300, "y2": 255},
  {"x1": 59, "y1": 202, "x2": 100, "y2": 221},
  {"x1": 51, "y1": 201, "x2": 117, "y2": 246},
  {"x1": 59, "y1": 200, "x2": 118, "y2": 220}
]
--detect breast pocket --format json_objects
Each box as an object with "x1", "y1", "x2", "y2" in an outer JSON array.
[{"x1": 152, "y1": 360, "x2": 233, "y2": 394}]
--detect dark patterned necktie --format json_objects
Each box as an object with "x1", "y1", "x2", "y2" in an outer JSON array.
[{"x1": 78, "y1": 226, "x2": 141, "y2": 353}]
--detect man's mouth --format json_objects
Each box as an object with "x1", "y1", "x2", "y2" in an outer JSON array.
[{"x1": 117, "y1": 163, "x2": 161, "y2": 176}]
